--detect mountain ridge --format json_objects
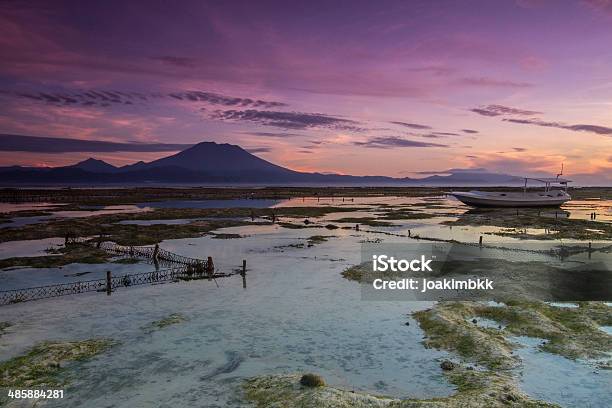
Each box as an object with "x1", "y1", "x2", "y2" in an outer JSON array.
[{"x1": 0, "y1": 141, "x2": 523, "y2": 185}]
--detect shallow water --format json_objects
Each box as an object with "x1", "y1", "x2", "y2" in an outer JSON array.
[
  {"x1": 0, "y1": 237, "x2": 63, "y2": 260},
  {"x1": 562, "y1": 200, "x2": 612, "y2": 223},
  {"x1": 511, "y1": 336, "x2": 612, "y2": 407},
  {"x1": 0, "y1": 202, "x2": 64, "y2": 213},
  {"x1": 117, "y1": 219, "x2": 196, "y2": 226},
  {"x1": 0, "y1": 195, "x2": 610, "y2": 406},
  {"x1": 0, "y1": 227, "x2": 455, "y2": 407},
  {"x1": 0, "y1": 215, "x2": 55, "y2": 229},
  {"x1": 117, "y1": 217, "x2": 250, "y2": 226},
  {"x1": 137, "y1": 199, "x2": 282, "y2": 209},
  {"x1": 52, "y1": 205, "x2": 150, "y2": 218},
  {"x1": 1, "y1": 205, "x2": 151, "y2": 229},
  {"x1": 0, "y1": 260, "x2": 154, "y2": 290}
]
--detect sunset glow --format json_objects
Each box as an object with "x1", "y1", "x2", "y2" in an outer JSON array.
[{"x1": 1, "y1": 0, "x2": 611, "y2": 183}]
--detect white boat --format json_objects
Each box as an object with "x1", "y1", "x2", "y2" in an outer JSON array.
[{"x1": 450, "y1": 177, "x2": 571, "y2": 208}]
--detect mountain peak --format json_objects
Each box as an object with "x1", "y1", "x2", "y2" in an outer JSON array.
[
  {"x1": 69, "y1": 157, "x2": 118, "y2": 173},
  {"x1": 141, "y1": 140, "x2": 290, "y2": 174}
]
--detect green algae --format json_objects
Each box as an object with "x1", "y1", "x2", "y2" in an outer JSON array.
[
  {"x1": 243, "y1": 299, "x2": 595, "y2": 407},
  {"x1": 341, "y1": 264, "x2": 368, "y2": 281},
  {"x1": 307, "y1": 235, "x2": 335, "y2": 246},
  {"x1": 0, "y1": 243, "x2": 110, "y2": 269},
  {"x1": 277, "y1": 221, "x2": 315, "y2": 229},
  {"x1": 243, "y1": 372, "x2": 557, "y2": 408},
  {"x1": 444, "y1": 208, "x2": 611, "y2": 240},
  {"x1": 0, "y1": 322, "x2": 11, "y2": 338},
  {"x1": 413, "y1": 302, "x2": 518, "y2": 370},
  {"x1": 379, "y1": 209, "x2": 437, "y2": 220},
  {"x1": 210, "y1": 232, "x2": 243, "y2": 239},
  {"x1": 144, "y1": 313, "x2": 187, "y2": 333},
  {"x1": 0, "y1": 186, "x2": 608, "y2": 209},
  {"x1": 414, "y1": 300, "x2": 612, "y2": 366},
  {"x1": 0, "y1": 339, "x2": 115, "y2": 388},
  {"x1": 334, "y1": 217, "x2": 396, "y2": 227},
  {"x1": 0, "y1": 206, "x2": 358, "y2": 246},
  {"x1": 478, "y1": 300, "x2": 612, "y2": 360}
]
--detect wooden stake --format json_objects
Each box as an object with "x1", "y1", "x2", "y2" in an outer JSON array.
[
  {"x1": 207, "y1": 256, "x2": 214, "y2": 276},
  {"x1": 106, "y1": 271, "x2": 112, "y2": 295},
  {"x1": 242, "y1": 259, "x2": 247, "y2": 289}
]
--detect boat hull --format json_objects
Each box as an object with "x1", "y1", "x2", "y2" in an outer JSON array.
[{"x1": 450, "y1": 191, "x2": 570, "y2": 208}]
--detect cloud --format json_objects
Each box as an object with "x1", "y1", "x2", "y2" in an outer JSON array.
[
  {"x1": 0, "y1": 134, "x2": 192, "y2": 153},
  {"x1": 170, "y1": 91, "x2": 286, "y2": 108},
  {"x1": 470, "y1": 104, "x2": 542, "y2": 117},
  {"x1": 431, "y1": 131, "x2": 460, "y2": 136},
  {"x1": 5, "y1": 89, "x2": 286, "y2": 109},
  {"x1": 503, "y1": 118, "x2": 612, "y2": 135},
  {"x1": 515, "y1": 0, "x2": 553, "y2": 9},
  {"x1": 470, "y1": 104, "x2": 612, "y2": 136},
  {"x1": 458, "y1": 77, "x2": 533, "y2": 88},
  {"x1": 471, "y1": 153, "x2": 563, "y2": 175},
  {"x1": 520, "y1": 56, "x2": 549, "y2": 71},
  {"x1": 461, "y1": 129, "x2": 479, "y2": 134},
  {"x1": 353, "y1": 136, "x2": 447, "y2": 148},
  {"x1": 149, "y1": 56, "x2": 198, "y2": 68},
  {"x1": 415, "y1": 167, "x2": 487, "y2": 175},
  {"x1": 248, "y1": 131, "x2": 302, "y2": 138},
  {"x1": 245, "y1": 147, "x2": 271, "y2": 153},
  {"x1": 211, "y1": 109, "x2": 361, "y2": 131},
  {"x1": 390, "y1": 121, "x2": 432, "y2": 130},
  {"x1": 417, "y1": 131, "x2": 462, "y2": 139},
  {"x1": 582, "y1": 0, "x2": 612, "y2": 16}
]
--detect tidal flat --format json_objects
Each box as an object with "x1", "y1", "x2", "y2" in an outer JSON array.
[{"x1": 0, "y1": 187, "x2": 610, "y2": 407}]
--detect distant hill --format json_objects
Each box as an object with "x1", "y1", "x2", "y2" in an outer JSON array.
[
  {"x1": 0, "y1": 141, "x2": 523, "y2": 185},
  {"x1": 67, "y1": 158, "x2": 118, "y2": 173},
  {"x1": 141, "y1": 142, "x2": 294, "y2": 175},
  {"x1": 419, "y1": 172, "x2": 522, "y2": 184}
]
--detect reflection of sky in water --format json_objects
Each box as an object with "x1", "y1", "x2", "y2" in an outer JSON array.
[
  {"x1": 0, "y1": 237, "x2": 63, "y2": 260},
  {"x1": 137, "y1": 199, "x2": 282, "y2": 209},
  {"x1": 510, "y1": 336, "x2": 612, "y2": 407},
  {"x1": 0, "y1": 261, "x2": 154, "y2": 290},
  {"x1": 1, "y1": 227, "x2": 455, "y2": 406},
  {"x1": 2, "y1": 223, "x2": 608, "y2": 406},
  {"x1": 1, "y1": 205, "x2": 150, "y2": 229},
  {"x1": 0, "y1": 202, "x2": 65, "y2": 213},
  {"x1": 0, "y1": 195, "x2": 610, "y2": 406},
  {"x1": 562, "y1": 200, "x2": 612, "y2": 223}
]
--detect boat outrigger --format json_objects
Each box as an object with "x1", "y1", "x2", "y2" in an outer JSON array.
[{"x1": 450, "y1": 176, "x2": 571, "y2": 208}]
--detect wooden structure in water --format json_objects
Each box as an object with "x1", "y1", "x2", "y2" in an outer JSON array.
[{"x1": 0, "y1": 239, "x2": 247, "y2": 306}]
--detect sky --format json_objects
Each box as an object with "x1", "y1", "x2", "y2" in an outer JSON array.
[{"x1": 0, "y1": 0, "x2": 611, "y2": 183}]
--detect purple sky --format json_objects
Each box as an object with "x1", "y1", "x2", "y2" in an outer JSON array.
[{"x1": 0, "y1": 0, "x2": 611, "y2": 183}]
